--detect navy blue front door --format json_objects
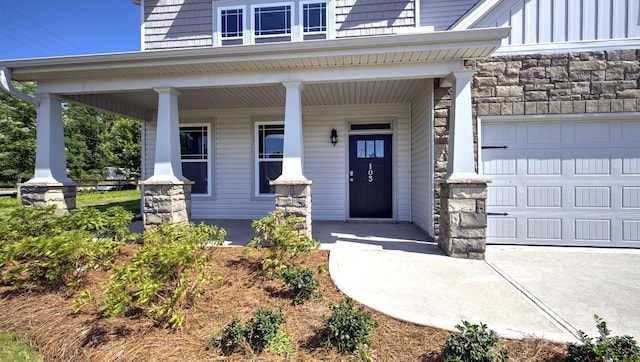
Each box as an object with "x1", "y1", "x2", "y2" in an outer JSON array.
[{"x1": 349, "y1": 134, "x2": 392, "y2": 218}]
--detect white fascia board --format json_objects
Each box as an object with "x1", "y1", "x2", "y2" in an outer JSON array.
[
  {"x1": 2, "y1": 27, "x2": 509, "y2": 78},
  {"x1": 450, "y1": 0, "x2": 504, "y2": 31},
  {"x1": 37, "y1": 60, "x2": 466, "y2": 94},
  {"x1": 492, "y1": 38, "x2": 640, "y2": 56}
]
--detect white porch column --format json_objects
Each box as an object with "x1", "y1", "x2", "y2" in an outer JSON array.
[
  {"x1": 272, "y1": 81, "x2": 312, "y2": 237},
  {"x1": 27, "y1": 93, "x2": 73, "y2": 184},
  {"x1": 277, "y1": 81, "x2": 308, "y2": 181},
  {"x1": 140, "y1": 87, "x2": 192, "y2": 229},
  {"x1": 445, "y1": 70, "x2": 479, "y2": 180},
  {"x1": 147, "y1": 87, "x2": 185, "y2": 182},
  {"x1": 20, "y1": 93, "x2": 76, "y2": 213}
]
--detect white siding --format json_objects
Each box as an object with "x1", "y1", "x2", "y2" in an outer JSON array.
[
  {"x1": 420, "y1": 0, "x2": 480, "y2": 31},
  {"x1": 143, "y1": 0, "x2": 213, "y2": 50},
  {"x1": 474, "y1": 0, "x2": 640, "y2": 47},
  {"x1": 144, "y1": 105, "x2": 412, "y2": 221},
  {"x1": 335, "y1": 0, "x2": 416, "y2": 37},
  {"x1": 143, "y1": 120, "x2": 156, "y2": 180},
  {"x1": 410, "y1": 79, "x2": 434, "y2": 234}
]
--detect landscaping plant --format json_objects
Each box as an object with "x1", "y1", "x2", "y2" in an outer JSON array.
[
  {"x1": 565, "y1": 315, "x2": 640, "y2": 362},
  {"x1": 441, "y1": 320, "x2": 509, "y2": 362},
  {"x1": 214, "y1": 307, "x2": 288, "y2": 355},
  {"x1": 0, "y1": 206, "x2": 128, "y2": 289},
  {"x1": 282, "y1": 266, "x2": 319, "y2": 304},
  {"x1": 97, "y1": 222, "x2": 226, "y2": 328},
  {"x1": 246, "y1": 210, "x2": 319, "y2": 278},
  {"x1": 321, "y1": 297, "x2": 378, "y2": 359}
]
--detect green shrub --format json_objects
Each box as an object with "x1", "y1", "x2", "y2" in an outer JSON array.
[
  {"x1": 217, "y1": 317, "x2": 248, "y2": 355},
  {"x1": 566, "y1": 315, "x2": 640, "y2": 362},
  {"x1": 0, "y1": 206, "x2": 132, "y2": 290},
  {"x1": 0, "y1": 205, "x2": 134, "y2": 244},
  {"x1": 0, "y1": 206, "x2": 59, "y2": 243},
  {"x1": 442, "y1": 320, "x2": 509, "y2": 362},
  {"x1": 214, "y1": 307, "x2": 288, "y2": 355},
  {"x1": 282, "y1": 266, "x2": 319, "y2": 304},
  {"x1": 1, "y1": 230, "x2": 123, "y2": 289},
  {"x1": 98, "y1": 222, "x2": 226, "y2": 328},
  {"x1": 321, "y1": 297, "x2": 378, "y2": 358},
  {"x1": 246, "y1": 210, "x2": 319, "y2": 278}
]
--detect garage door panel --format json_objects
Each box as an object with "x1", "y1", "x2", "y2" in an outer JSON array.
[
  {"x1": 622, "y1": 187, "x2": 640, "y2": 208},
  {"x1": 526, "y1": 122, "x2": 562, "y2": 144},
  {"x1": 482, "y1": 118, "x2": 640, "y2": 247},
  {"x1": 527, "y1": 219, "x2": 562, "y2": 240},
  {"x1": 575, "y1": 219, "x2": 611, "y2": 241},
  {"x1": 623, "y1": 220, "x2": 640, "y2": 241},
  {"x1": 527, "y1": 186, "x2": 561, "y2": 207}
]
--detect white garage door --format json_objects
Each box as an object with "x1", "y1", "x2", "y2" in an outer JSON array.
[{"x1": 481, "y1": 118, "x2": 640, "y2": 247}]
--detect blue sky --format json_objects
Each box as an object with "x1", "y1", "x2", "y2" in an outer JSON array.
[{"x1": 0, "y1": 0, "x2": 141, "y2": 60}]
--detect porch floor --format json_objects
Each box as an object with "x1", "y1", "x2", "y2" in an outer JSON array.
[{"x1": 130, "y1": 219, "x2": 437, "y2": 252}]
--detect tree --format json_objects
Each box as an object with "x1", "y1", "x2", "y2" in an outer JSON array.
[
  {"x1": 0, "y1": 82, "x2": 37, "y2": 181},
  {"x1": 99, "y1": 117, "x2": 141, "y2": 178},
  {"x1": 0, "y1": 81, "x2": 141, "y2": 182}
]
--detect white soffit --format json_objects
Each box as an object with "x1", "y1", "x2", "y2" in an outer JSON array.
[{"x1": 2, "y1": 27, "x2": 510, "y2": 82}]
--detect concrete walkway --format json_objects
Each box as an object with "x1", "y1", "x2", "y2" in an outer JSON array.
[{"x1": 131, "y1": 219, "x2": 640, "y2": 342}]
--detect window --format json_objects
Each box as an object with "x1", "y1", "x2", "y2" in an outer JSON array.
[
  {"x1": 256, "y1": 122, "x2": 284, "y2": 195},
  {"x1": 301, "y1": 1, "x2": 326, "y2": 39},
  {"x1": 214, "y1": 0, "x2": 332, "y2": 46},
  {"x1": 180, "y1": 125, "x2": 210, "y2": 195},
  {"x1": 356, "y1": 139, "x2": 385, "y2": 159},
  {"x1": 220, "y1": 7, "x2": 245, "y2": 46},
  {"x1": 253, "y1": 4, "x2": 292, "y2": 43}
]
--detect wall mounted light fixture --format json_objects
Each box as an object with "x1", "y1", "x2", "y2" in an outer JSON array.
[{"x1": 330, "y1": 128, "x2": 338, "y2": 147}]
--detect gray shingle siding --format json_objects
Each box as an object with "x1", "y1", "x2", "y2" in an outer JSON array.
[
  {"x1": 421, "y1": 0, "x2": 480, "y2": 31},
  {"x1": 143, "y1": 0, "x2": 213, "y2": 50},
  {"x1": 336, "y1": 0, "x2": 416, "y2": 37}
]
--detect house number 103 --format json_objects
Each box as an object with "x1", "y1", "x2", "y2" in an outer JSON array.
[{"x1": 368, "y1": 163, "x2": 374, "y2": 183}]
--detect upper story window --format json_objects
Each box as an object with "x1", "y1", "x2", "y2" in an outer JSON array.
[
  {"x1": 220, "y1": 7, "x2": 245, "y2": 46},
  {"x1": 214, "y1": 0, "x2": 333, "y2": 47},
  {"x1": 254, "y1": 4, "x2": 292, "y2": 43},
  {"x1": 301, "y1": 1, "x2": 326, "y2": 40}
]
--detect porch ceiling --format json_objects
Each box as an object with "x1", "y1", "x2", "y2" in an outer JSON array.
[{"x1": 65, "y1": 79, "x2": 425, "y2": 113}]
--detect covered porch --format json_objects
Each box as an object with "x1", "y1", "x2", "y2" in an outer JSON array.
[{"x1": 1, "y1": 27, "x2": 510, "y2": 258}]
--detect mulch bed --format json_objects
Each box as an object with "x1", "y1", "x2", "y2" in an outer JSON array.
[{"x1": 0, "y1": 247, "x2": 567, "y2": 361}]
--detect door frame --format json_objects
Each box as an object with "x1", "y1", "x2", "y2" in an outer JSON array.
[{"x1": 346, "y1": 119, "x2": 396, "y2": 221}]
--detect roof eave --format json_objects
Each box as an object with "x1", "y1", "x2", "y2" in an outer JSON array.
[{"x1": 2, "y1": 27, "x2": 510, "y2": 82}]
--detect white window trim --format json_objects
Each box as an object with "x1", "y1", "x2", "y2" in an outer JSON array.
[
  {"x1": 180, "y1": 123, "x2": 212, "y2": 197},
  {"x1": 254, "y1": 120, "x2": 284, "y2": 197},
  {"x1": 213, "y1": 0, "x2": 334, "y2": 46},
  {"x1": 298, "y1": 0, "x2": 333, "y2": 41},
  {"x1": 251, "y1": 2, "x2": 295, "y2": 44},
  {"x1": 215, "y1": 5, "x2": 248, "y2": 47}
]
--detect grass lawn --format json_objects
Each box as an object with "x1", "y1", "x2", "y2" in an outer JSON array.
[
  {"x1": 0, "y1": 189, "x2": 140, "y2": 216},
  {"x1": 0, "y1": 332, "x2": 44, "y2": 362}
]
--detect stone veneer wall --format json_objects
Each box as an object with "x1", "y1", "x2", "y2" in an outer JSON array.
[{"x1": 432, "y1": 49, "x2": 640, "y2": 241}]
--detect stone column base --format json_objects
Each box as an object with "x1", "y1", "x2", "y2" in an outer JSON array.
[
  {"x1": 438, "y1": 179, "x2": 489, "y2": 259},
  {"x1": 140, "y1": 180, "x2": 193, "y2": 230},
  {"x1": 20, "y1": 183, "x2": 77, "y2": 214},
  {"x1": 271, "y1": 179, "x2": 312, "y2": 237}
]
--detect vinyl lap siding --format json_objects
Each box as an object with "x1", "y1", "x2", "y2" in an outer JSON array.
[
  {"x1": 410, "y1": 80, "x2": 433, "y2": 235},
  {"x1": 474, "y1": 0, "x2": 640, "y2": 46},
  {"x1": 335, "y1": 0, "x2": 416, "y2": 37},
  {"x1": 420, "y1": 0, "x2": 480, "y2": 31},
  {"x1": 143, "y1": 0, "x2": 213, "y2": 50},
  {"x1": 144, "y1": 105, "x2": 411, "y2": 221}
]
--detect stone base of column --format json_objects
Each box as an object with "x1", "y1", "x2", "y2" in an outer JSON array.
[
  {"x1": 438, "y1": 179, "x2": 489, "y2": 259},
  {"x1": 20, "y1": 183, "x2": 77, "y2": 214},
  {"x1": 140, "y1": 180, "x2": 193, "y2": 230},
  {"x1": 272, "y1": 179, "x2": 312, "y2": 238}
]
